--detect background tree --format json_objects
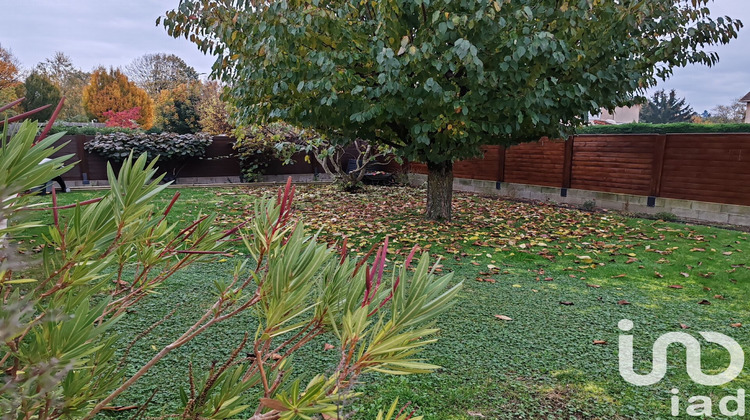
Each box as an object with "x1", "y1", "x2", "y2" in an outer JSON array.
[
  {"x1": 162, "y1": 0, "x2": 742, "y2": 220},
  {"x1": 154, "y1": 82, "x2": 202, "y2": 133},
  {"x1": 0, "y1": 43, "x2": 22, "y2": 116},
  {"x1": 704, "y1": 98, "x2": 746, "y2": 123},
  {"x1": 21, "y1": 72, "x2": 61, "y2": 121},
  {"x1": 126, "y1": 53, "x2": 199, "y2": 98},
  {"x1": 83, "y1": 67, "x2": 154, "y2": 129},
  {"x1": 36, "y1": 52, "x2": 90, "y2": 121},
  {"x1": 196, "y1": 81, "x2": 234, "y2": 135},
  {"x1": 640, "y1": 89, "x2": 695, "y2": 123}
]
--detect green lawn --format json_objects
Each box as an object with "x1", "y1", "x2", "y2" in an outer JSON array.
[{"x1": 22, "y1": 184, "x2": 750, "y2": 419}]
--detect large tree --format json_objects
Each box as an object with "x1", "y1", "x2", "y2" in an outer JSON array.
[
  {"x1": 83, "y1": 67, "x2": 154, "y2": 129},
  {"x1": 21, "y1": 72, "x2": 62, "y2": 121},
  {"x1": 162, "y1": 0, "x2": 742, "y2": 220},
  {"x1": 36, "y1": 52, "x2": 90, "y2": 121},
  {"x1": 640, "y1": 89, "x2": 695, "y2": 123},
  {"x1": 125, "y1": 53, "x2": 199, "y2": 98},
  {"x1": 705, "y1": 98, "x2": 747, "y2": 123}
]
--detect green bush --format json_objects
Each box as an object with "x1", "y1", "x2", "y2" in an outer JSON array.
[
  {"x1": 577, "y1": 122, "x2": 750, "y2": 135},
  {"x1": 233, "y1": 122, "x2": 308, "y2": 181},
  {"x1": 84, "y1": 132, "x2": 213, "y2": 162},
  {"x1": 47, "y1": 124, "x2": 144, "y2": 136}
]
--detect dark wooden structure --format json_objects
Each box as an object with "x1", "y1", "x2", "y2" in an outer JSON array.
[{"x1": 410, "y1": 133, "x2": 750, "y2": 207}]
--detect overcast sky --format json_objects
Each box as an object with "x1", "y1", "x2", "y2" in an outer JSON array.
[{"x1": 1, "y1": 0, "x2": 748, "y2": 113}]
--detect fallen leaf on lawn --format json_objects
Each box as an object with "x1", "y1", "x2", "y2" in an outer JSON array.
[
  {"x1": 690, "y1": 248, "x2": 705, "y2": 252},
  {"x1": 593, "y1": 340, "x2": 608, "y2": 345},
  {"x1": 617, "y1": 300, "x2": 630, "y2": 305},
  {"x1": 680, "y1": 323, "x2": 689, "y2": 329},
  {"x1": 703, "y1": 287, "x2": 712, "y2": 291},
  {"x1": 577, "y1": 255, "x2": 593, "y2": 263},
  {"x1": 611, "y1": 274, "x2": 626, "y2": 278},
  {"x1": 680, "y1": 272, "x2": 690, "y2": 278},
  {"x1": 714, "y1": 295, "x2": 725, "y2": 300},
  {"x1": 723, "y1": 251, "x2": 733, "y2": 256},
  {"x1": 668, "y1": 284, "x2": 683, "y2": 289},
  {"x1": 494, "y1": 315, "x2": 513, "y2": 321},
  {"x1": 544, "y1": 277, "x2": 554, "y2": 281},
  {"x1": 467, "y1": 411, "x2": 486, "y2": 418},
  {"x1": 587, "y1": 284, "x2": 601, "y2": 288},
  {"x1": 512, "y1": 284, "x2": 522, "y2": 288},
  {"x1": 654, "y1": 271, "x2": 664, "y2": 278},
  {"x1": 471, "y1": 261, "x2": 480, "y2": 266},
  {"x1": 697, "y1": 299, "x2": 711, "y2": 305},
  {"x1": 559, "y1": 301, "x2": 574, "y2": 306},
  {"x1": 731, "y1": 323, "x2": 742, "y2": 328},
  {"x1": 323, "y1": 343, "x2": 335, "y2": 351},
  {"x1": 625, "y1": 257, "x2": 638, "y2": 264}
]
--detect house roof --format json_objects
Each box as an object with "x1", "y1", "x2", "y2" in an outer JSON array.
[{"x1": 740, "y1": 91, "x2": 750, "y2": 103}]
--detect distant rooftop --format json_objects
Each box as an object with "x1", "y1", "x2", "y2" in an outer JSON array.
[{"x1": 741, "y1": 91, "x2": 750, "y2": 103}]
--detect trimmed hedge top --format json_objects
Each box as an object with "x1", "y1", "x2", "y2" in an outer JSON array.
[{"x1": 577, "y1": 123, "x2": 750, "y2": 134}]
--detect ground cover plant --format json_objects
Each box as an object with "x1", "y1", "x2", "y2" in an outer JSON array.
[{"x1": 21, "y1": 184, "x2": 750, "y2": 419}]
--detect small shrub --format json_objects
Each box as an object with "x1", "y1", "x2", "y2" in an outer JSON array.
[
  {"x1": 654, "y1": 211, "x2": 678, "y2": 222},
  {"x1": 233, "y1": 122, "x2": 308, "y2": 181},
  {"x1": 581, "y1": 200, "x2": 596, "y2": 211},
  {"x1": 102, "y1": 107, "x2": 141, "y2": 129}
]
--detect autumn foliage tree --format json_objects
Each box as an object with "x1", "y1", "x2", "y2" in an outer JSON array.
[
  {"x1": 83, "y1": 67, "x2": 154, "y2": 129},
  {"x1": 154, "y1": 82, "x2": 202, "y2": 133},
  {"x1": 0, "y1": 43, "x2": 22, "y2": 116},
  {"x1": 196, "y1": 81, "x2": 234, "y2": 135},
  {"x1": 163, "y1": 0, "x2": 743, "y2": 221}
]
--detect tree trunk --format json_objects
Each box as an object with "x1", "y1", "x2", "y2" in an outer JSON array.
[{"x1": 426, "y1": 161, "x2": 453, "y2": 221}]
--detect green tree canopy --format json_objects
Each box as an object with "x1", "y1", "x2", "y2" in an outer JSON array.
[
  {"x1": 640, "y1": 89, "x2": 695, "y2": 123},
  {"x1": 162, "y1": 0, "x2": 742, "y2": 220},
  {"x1": 21, "y1": 71, "x2": 61, "y2": 121}
]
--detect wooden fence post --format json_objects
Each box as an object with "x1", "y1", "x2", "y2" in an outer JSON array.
[
  {"x1": 561, "y1": 136, "x2": 574, "y2": 189},
  {"x1": 497, "y1": 146, "x2": 506, "y2": 182},
  {"x1": 75, "y1": 134, "x2": 90, "y2": 184},
  {"x1": 649, "y1": 134, "x2": 667, "y2": 197}
]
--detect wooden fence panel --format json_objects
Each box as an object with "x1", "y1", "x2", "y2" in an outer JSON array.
[
  {"x1": 660, "y1": 134, "x2": 750, "y2": 206},
  {"x1": 570, "y1": 134, "x2": 654, "y2": 196},
  {"x1": 503, "y1": 138, "x2": 565, "y2": 187},
  {"x1": 453, "y1": 146, "x2": 503, "y2": 180}
]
